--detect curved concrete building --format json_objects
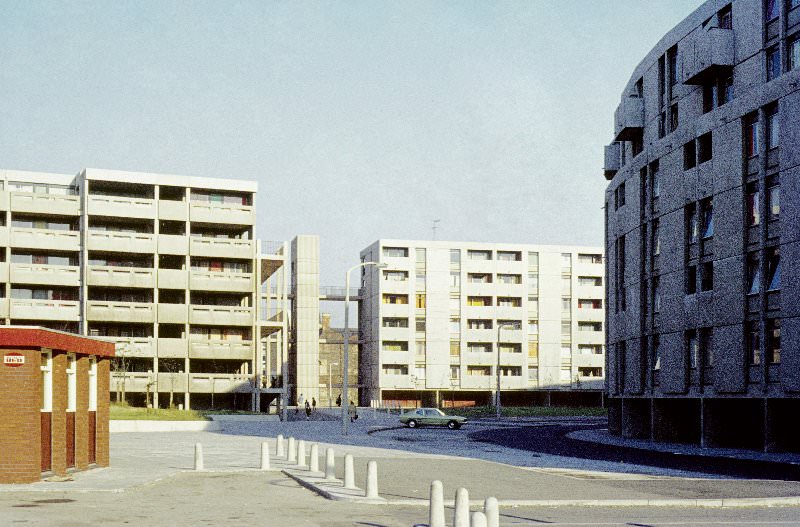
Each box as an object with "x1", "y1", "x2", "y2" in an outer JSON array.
[{"x1": 604, "y1": 0, "x2": 800, "y2": 451}]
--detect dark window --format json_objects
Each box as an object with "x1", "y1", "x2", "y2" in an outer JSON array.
[
  {"x1": 718, "y1": 5, "x2": 732, "y2": 28},
  {"x1": 767, "y1": 176, "x2": 780, "y2": 221},
  {"x1": 790, "y1": 36, "x2": 800, "y2": 70},
  {"x1": 698, "y1": 132, "x2": 713, "y2": 163},
  {"x1": 767, "y1": 46, "x2": 781, "y2": 81},
  {"x1": 747, "y1": 252, "x2": 762, "y2": 295},
  {"x1": 631, "y1": 135, "x2": 643, "y2": 157},
  {"x1": 766, "y1": 0, "x2": 780, "y2": 21},
  {"x1": 686, "y1": 265, "x2": 697, "y2": 294},
  {"x1": 701, "y1": 262, "x2": 713, "y2": 291},
  {"x1": 652, "y1": 219, "x2": 660, "y2": 257},
  {"x1": 701, "y1": 198, "x2": 713, "y2": 239},
  {"x1": 702, "y1": 84, "x2": 715, "y2": 114},
  {"x1": 669, "y1": 104, "x2": 679, "y2": 132},
  {"x1": 684, "y1": 140, "x2": 697, "y2": 169},
  {"x1": 652, "y1": 276, "x2": 661, "y2": 313},
  {"x1": 766, "y1": 105, "x2": 779, "y2": 150},
  {"x1": 650, "y1": 161, "x2": 660, "y2": 199},
  {"x1": 687, "y1": 330, "x2": 698, "y2": 370},
  {"x1": 767, "y1": 247, "x2": 780, "y2": 291},
  {"x1": 616, "y1": 235, "x2": 626, "y2": 312},
  {"x1": 658, "y1": 112, "x2": 666, "y2": 138},
  {"x1": 668, "y1": 46, "x2": 678, "y2": 87},
  {"x1": 635, "y1": 77, "x2": 644, "y2": 98},
  {"x1": 700, "y1": 327, "x2": 713, "y2": 368},
  {"x1": 686, "y1": 203, "x2": 699, "y2": 245},
  {"x1": 614, "y1": 182, "x2": 626, "y2": 210},
  {"x1": 748, "y1": 321, "x2": 761, "y2": 365},
  {"x1": 766, "y1": 318, "x2": 781, "y2": 364},
  {"x1": 744, "y1": 113, "x2": 759, "y2": 158},
  {"x1": 719, "y1": 75, "x2": 733, "y2": 105},
  {"x1": 746, "y1": 182, "x2": 761, "y2": 226}
]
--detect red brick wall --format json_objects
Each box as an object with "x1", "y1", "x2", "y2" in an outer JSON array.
[
  {"x1": 75, "y1": 355, "x2": 89, "y2": 470},
  {"x1": 96, "y1": 358, "x2": 110, "y2": 467},
  {"x1": 0, "y1": 349, "x2": 42, "y2": 484},
  {"x1": 51, "y1": 352, "x2": 67, "y2": 476}
]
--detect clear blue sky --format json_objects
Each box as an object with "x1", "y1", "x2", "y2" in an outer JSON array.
[{"x1": 1, "y1": 0, "x2": 703, "y2": 292}]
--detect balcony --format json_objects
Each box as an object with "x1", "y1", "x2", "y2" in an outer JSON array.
[
  {"x1": 158, "y1": 269, "x2": 188, "y2": 289},
  {"x1": 189, "y1": 202, "x2": 255, "y2": 225},
  {"x1": 10, "y1": 228, "x2": 79, "y2": 252},
  {"x1": 86, "y1": 301, "x2": 155, "y2": 323},
  {"x1": 575, "y1": 331, "x2": 604, "y2": 346},
  {"x1": 88, "y1": 194, "x2": 156, "y2": 219},
  {"x1": 190, "y1": 237, "x2": 253, "y2": 259},
  {"x1": 157, "y1": 338, "x2": 188, "y2": 358},
  {"x1": 189, "y1": 340, "x2": 253, "y2": 360},
  {"x1": 9, "y1": 299, "x2": 80, "y2": 321},
  {"x1": 577, "y1": 308, "x2": 604, "y2": 323},
  {"x1": 157, "y1": 372, "x2": 188, "y2": 393},
  {"x1": 102, "y1": 337, "x2": 155, "y2": 357},
  {"x1": 157, "y1": 199, "x2": 188, "y2": 221},
  {"x1": 379, "y1": 374, "x2": 413, "y2": 389},
  {"x1": 379, "y1": 327, "x2": 412, "y2": 342},
  {"x1": 604, "y1": 142, "x2": 621, "y2": 180},
  {"x1": 10, "y1": 264, "x2": 79, "y2": 287},
  {"x1": 189, "y1": 270, "x2": 254, "y2": 293},
  {"x1": 158, "y1": 234, "x2": 189, "y2": 255},
  {"x1": 464, "y1": 328, "x2": 495, "y2": 342},
  {"x1": 460, "y1": 375, "x2": 493, "y2": 390},
  {"x1": 189, "y1": 305, "x2": 253, "y2": 326},
  {"x1": 683, "y1": 27, "x2": 734, "y2": 85},
  {"x1": 379, "y1": 303, "x2": 411, "y2": 318},
  {"x1": 87, "y1": 266, "x2": 155, "y2": 288},
  {"x1": 87, "y1": 230, "x2": 155, "y2": 253},
  {"x1": 158, "y1": 303, "x2": 187, "y2": 324},
  {"x1": 613, "y1": 96, "x2": 644, "y2": 142},
  {"x1": 0, "y1": 298, "x2": 8, "y2": 318},
  {"x1": 462, "y1": 283, "x2": 495, "y2": 296},
  {"x1": 10, "y1": 192, "x2": 79, "y2": 216},
  {"x1": 111, "y1": 372, "x2": 153, "y2": 393},
  {"x1": 189, "y1": 373, "x2": 253, "y2": 393}
]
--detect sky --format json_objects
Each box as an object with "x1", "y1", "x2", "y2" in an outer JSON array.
[{"x1": 0, "y1": 0, "x2": 704, "y2": 299}]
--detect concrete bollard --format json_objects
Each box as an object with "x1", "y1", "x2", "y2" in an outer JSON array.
[
  {"x1": 484, "y1": 496, "x2": 499, "y2": 527},
  {"x1": 310, "y1": 443, "x2": 319, "y2": 472},
  {"x1": 260, "y1": 442, "x2": 270, "y2": 470},
  {"x1": 325, "y1": 448, "x2": 336, "y2": 480},
  {"x1": 194, "y1": 443, "x2": 204, "y2": 471},
  {"x1": 297, "y1": 440, "x2": 307, "y2": 468},
  {"x1": 365, "y1": 460, "x2": 379, "y2": 499},
  {"x1": 276, "y1": 434, "x2": 285, "y2": 458},
  {"x1": 343, "y1": 454, "x2": 356, "y2": 489},
  {"x1": 428, "y1": 480, "x2": 445, "y2": 527},
  {"x1": 471, "y1": 511, "x2": 487, "y2": 527},
  {"x1": 287, "y1": 437, "x2": 297, "y2": 463},
  {"x1": 453, "y1": 487, "x2": 469, "y2": 527}
]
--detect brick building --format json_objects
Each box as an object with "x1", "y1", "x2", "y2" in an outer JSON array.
[{"x1": 0, "y1": 327, "x2": 114, "y2": 483}]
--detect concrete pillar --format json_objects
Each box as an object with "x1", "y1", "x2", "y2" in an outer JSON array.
[
  {"x1": 261, "y1": 442, "x2": 270, "y2": 470},
  {"x1": 365, "y1": 460, "x2": 378, "y2": 499},
  {"x1": 297, "y1": 440, "x2": 307, "y2": 468},
  {"x1": 310, "y1": 443, "x2": 319, "y2": 472},
  {"x1": 287, "y1": 437, "x2": 297, "y2": 463},
  {"x1": 194, "y1": 443, "x2": 203, "y2": 471},
  {"x1": 484, "y1": 496, "x2": 499, "y2": 527},
  {"x1": 325, "y1": 448, "x2": 336, "y2": 480},
  {"x1": 471, "y1": 511, "x2": 487, "y2": 527},
  {"x1": 453, "y1": 487, "x2": 469, "y2": 527},
  {"x1": 276, "y1": 434, "x2": 285, "y2": 458},
  {"x1": 344, "y1": 454, "x2": 356, "y2": 489},
  {"x1": 428, "y1": 480, "x2": 445, "y2": 527}
]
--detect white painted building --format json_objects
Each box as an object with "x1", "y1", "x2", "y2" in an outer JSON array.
[{"x1": 358, "y1": 240, "x2": 605, "y2": 407}]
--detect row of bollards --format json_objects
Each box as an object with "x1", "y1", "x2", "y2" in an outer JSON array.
[{"x1": 429, "y1": 480, "x2": 498, "y2": 527}]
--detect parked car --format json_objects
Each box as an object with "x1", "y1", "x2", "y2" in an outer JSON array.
[{"x1": 400, "y1": 408, "x2": 467, "y2": 430}]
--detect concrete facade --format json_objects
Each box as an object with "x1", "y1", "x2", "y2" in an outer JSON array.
[
  {"x1": 289, "y1": 235, "x2": 321, "y2": 404},
  {"x1": 604, "y1": 0, "x2": 800, "y2": 451},
  {"x1": 359, "y1": 240, "x2": 606, "y2": 407}
]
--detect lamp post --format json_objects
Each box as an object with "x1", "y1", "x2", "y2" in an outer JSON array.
[
  {"x1": 496, "y1": 321, "x2": 516, "y2": 419},
  {"x1": 328, "y1": 362, "x2": 338, "y2": 408},
  {"x1": 342, "y1": 261, "x2": 386, "y2": 435}
]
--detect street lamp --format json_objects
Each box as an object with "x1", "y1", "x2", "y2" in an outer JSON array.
[
  {"x1": 328, "y1": 362, "x2": 339, "y2": 408},
  {"x1": 342, "y1": 261, "x2": 386, "y2": 435},
  {"x1": 496, "y1": 321, "x2": 517, "y2": 419}
]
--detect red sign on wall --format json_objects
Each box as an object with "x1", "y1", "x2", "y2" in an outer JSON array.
[{"x1": 3, "y1": 353, "x2": 25, "y2": 367}]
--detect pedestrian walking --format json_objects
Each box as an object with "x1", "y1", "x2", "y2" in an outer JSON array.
[
  {"x1": 305, "y1": 400, "x2": 311, "y2": 420},
  {"x1": 296, "y1": 393, "x2": 304, "y2": 415},
  {"x1": 348, "y1": 400, "x2": 358, "y2": 422},
  {"x1": 336, "y1": 394, "x2": 342, "y2": 407},
  {"x1": 311, "y1": 397, "x2": 317, "y2": 413}
]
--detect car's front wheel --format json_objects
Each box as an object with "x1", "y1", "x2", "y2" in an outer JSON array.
[
  {"x1": 447, "y1": 420, "x2": 460, "y2": 430},
  {"x1": 407, "y1": 419, "x2": 418, "y2": 429}
]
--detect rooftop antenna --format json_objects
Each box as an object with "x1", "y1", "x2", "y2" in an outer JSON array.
[{"x1": 432, "y1": 219, "x2": 441, "y2": 240}]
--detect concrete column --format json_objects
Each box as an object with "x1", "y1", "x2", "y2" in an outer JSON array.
[
  {"x1": 428, "y1": 480, "x2": 445, "y2": 527},
  {"x1": 344, "y1": 454, "x2": 356, "y2": 489},
  {"x1": 471, "y1": 511, "x2": 487, "y2": 527},
  {"x1": 260, "y1": 442, "x2": 270, "y2": 470},
  {"x1": 309, "y1": 443, "x2": 319, "y2": 472},
  {"x1": 365, "y1": 460, "x2": 378, "y2": 499},
  {"x1": 194, "y1": 443, "x2": 203, "y2": 471},
  {"x1": 325, "y1": 448, "x2": 336, "y2": 480},
  {"x1": 276, "y1": 434, "x2": 285, "y2": 458},
  {"x1": 287, "y1": 437, "x2": 297, "y2": 463},
  {"x1": 484, "y1": 496, "x2": 499, "y2": 527},
  {"x1": 453, "y1": 487, "x2": 469, "y2": 527},
  {"x1": 297, "y1": 440, "x2": 307, "y2": 468}
]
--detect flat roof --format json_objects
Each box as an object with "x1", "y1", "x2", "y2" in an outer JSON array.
[
  {"x1": 82, "y1": 168, "x2": 258, "y2": 193},
  {"x1": 0, "y1": 327, "x2": 116, "y2": 357}
]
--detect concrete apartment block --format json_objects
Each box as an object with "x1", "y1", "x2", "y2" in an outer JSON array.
[
  {"x1": 359, "y1": 240, "x2": 605, "y2": 408},
  {"x1": 0, "y1": 168, "x2": 289, "y2": 411},
  {"x1": 604, "y1": 0, "x2": 800, "y2": 451}
]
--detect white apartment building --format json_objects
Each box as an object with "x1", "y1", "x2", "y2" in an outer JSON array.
[
  {"x1": 0, "y1": 168, "x2": 289, "y2": 411},
  {"x1": 359, "y1": 240, "x2": 605, "y2": 408}
]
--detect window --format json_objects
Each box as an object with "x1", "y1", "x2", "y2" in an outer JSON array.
[
  {"x1": 499, "y1": 343, "x2": 521, "y2": 354},
  {"x1": 578, "y1": 322, "x2": 602, "y2": 332},
  {"x1": 687, "y1": 330, "x2": 699, "y2": 370},
  {"x1": 528, "y1": 273, "x2": 539, "y2": 290},
  {"x1": 415, "y1": 294, "x2": 426, "y2": 308},
  {"x1": 528, "y1": 320, "x2": 539, "y2": 334},
  {"x1": 767, "y1": 247, "x2": 780, "y2": 291},
  {"x1": 578, "y1": 344, "x2": 603, "y2": 355},
  {"x1": 468, "y1": 273, "x2": 492, "y2": 284},
  {"x1": 653, "y1": 276, "x2": 661, "y2": 313},
  {"x1": 685, "y1": 204, "x2": 698, "y2": 246},
  {"x1": 497, "y1": 251, "x2": 521, "y2": 261},
  {"x1": 450, "y1": 249, "x2": 461, "y2": 263},
  {"x1": 748, "y1": 321, "x2": 761, "y2": 365},
  {"x1": 450, "y1": 365, "x2": 460, "y2": 380},
  {"x1": 383, "y1": 364, "x2": 409, "y2": 375},
  {"x1": 790, "y1": 35, "x2": 800, "y2": 71},
  {"x1": 528, "y1": 342, "x2": 539, "y2": 359},
  {"x1": 467, "y1": 366, "x2": 491, "y2": 376},
  {"x1": 614, "y1": 183, "x2": 626, "y2": 210},
  {"x1": 718, "y1": 75, "x2": 733, "y2": 105},
  {"x1": 528, "y1": 366, "x2": 538, "y2": 381},
  {"x1": 415, "y1": 248, "x2": 426, "y2": 264},
  {"x1": 747, "y1": 182, "x2": 761, "y2": 226},
  {"x1": 561, "y1": 297, "x2": 572, "y2": 312},
  {"x1": 701, "y1": 262, "x2": 714, "y2": 291},
  {"x1": 747, "y1": 253, "x2": 762, "y2": 295},
  {"x1": 498, "y1": 320, "x2": 521, "y2": 330},
  {"x1": 578, "y1": 253, "x2": 602, "y2": 264},
  {"x1": 383, "y1": 317, "x2": 409, "y2": 328},
  {"x1": 698, "y1": 132, "x2": 713, "y2": 163},
  {"x1": 383, "y1": 247, "x2": 408, "y2": 258},
  {"x1": 467, "y1": 343, "x2": 492, "y2": 354},
  {"x1": 528, "y1": 296, "x2": 539, "y2": 312},
  {"x1": 500, "y1": 366, "x2": 522, "y2": 377},
  {"x1": 450, "y1": 341, "x2": 460, "y2": 356},
  {"x1": 653, "y1": 335, "x2": 661, "y2": 371},
  {"x1": 562, "y1": 253, "x2": 572, "y2": 267},
  {"x1": 497, "y1": 297, "x2": 521, "y2": 307},
  {"x1": 767, "y1": 176, "x2": 780, "y2": 221},
  {"x1": 766, "y1": 318, "x2": 781, "y2": 364},
  {"x1": 700, "y1": 328, "x2": 713, "y2": 368},
  {"x1": 450, "y1": 318, "x2": 460, "y2": 333},
  {"x1": 669, "y1": 103, "x2": 679, "y2": 132},
  {"x1": 718, "y1": 5, "x2": 732, "y2": 28},
  {"x1": 382, "y1": 341, "x2": 408, "y2": 352},
  {"x1": 467, "y1": 319, "x2": 492, "y2": 330},
  {"x1": 615, "y1": 235, "x2": 626, "y2": 312},
  {"x1": 767, "y1": 45, "x2": 781, "y2": 81},
  {"x1": 415, "y1": 340, "x2": 426, "y2": 356},
  {"x1": 766, "y1": 105, "x2": 779, "y2": 150},
  {"x1": 497, "y1": 274, "x2": 521, "y2": 284},
  {"x1": 416, "y1": 272, "x2": 426, "y2": 287},
  {"x1": 528, "y1": 252, "x2": 539, "y2": 268},
  {"x1": 744, "y1": 113, "x2": 759, "y2": 158},
  {"x1": 578, "y1": 299, "x2": 602, "y2": 310},
  {"x1": 683, "y1": 140, "x2": 697, "y2": 169},
  {"x1": 467, "y1": 250, "x2": 492, "y2": 261},
  {"x1": 415, "y1": 317, "x2": 426, "y2": 332},
  {"x1": 652, "y1": 220, "x2": 660, "y2": 257},
  {"x1": 766, "y1": 0, "x2": 780, "y2": 21},
  {"x1": 467, "y1": 296, "x2": 492, "y2": 307},
  {"x1": 578, "y1": 276, "x2": 602, "y2": 287},
  {"x1": 701, "y1": 198, "x2": 714, "y2": 239},
  {"x1": 382, "y1": 293, "x2": 408, "y2": 305},
  {"x1": 650, "y1": 161, "x2": 660, "y2": 199},
  {"x1": 686, "y1": 265, "x2": 697, "y2": 295},
  {"x1": 561, "y1": 321, "x2": 572, "y2": 338},
  {"x1": 449, "y1": 296, "x2": 460, "y2": 311},
  {"x1": 383, "y1": 270, "x2": 408, "y2": 281},
  {"x1": 450, "y1": 271, "x2": 460, "y2": 288},
  {"x1": 667, "y1": 45, "x2": 678, "y2": 87}
]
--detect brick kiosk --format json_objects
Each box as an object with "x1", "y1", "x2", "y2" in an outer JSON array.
[{"x1": 0, "y1": 327, "x2": 114, "y2": 484}]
